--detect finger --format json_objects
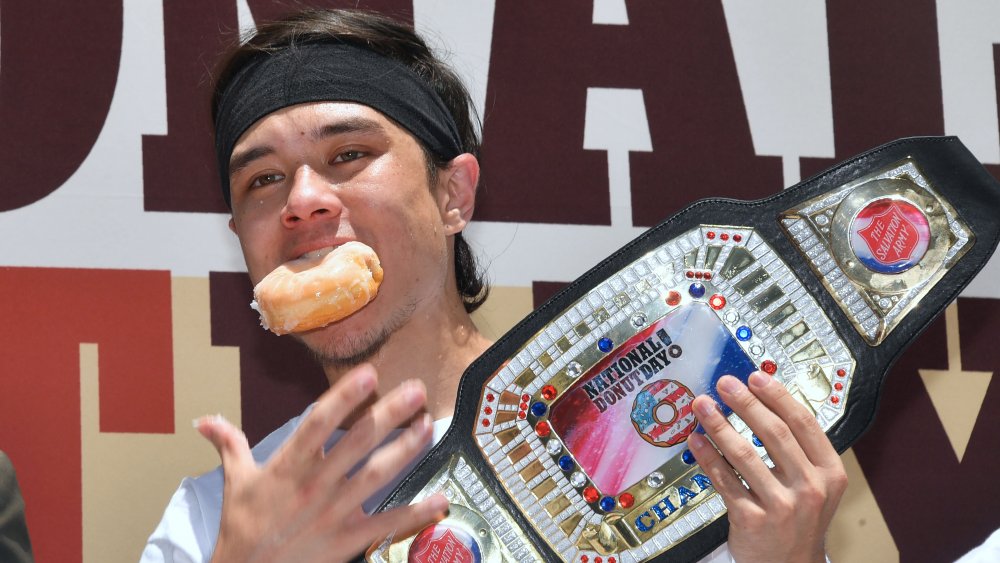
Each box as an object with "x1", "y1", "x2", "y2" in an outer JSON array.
[
  {"x1": 319, "y1": 378, "x2": 428, "y2": 481},
  {"x1": 340, "y1": 493, "x2": 449, "y2": 557},
  {"x1": 692, "y1": 393, "x2": 777, "y2": 493},
  {"x1": 195, "y1": 414, "x2": 254, "y2": 479},
  {"x1": 746, "y1": 370, "x2": 840, "y2": 468},
  {"x1": 716, "y1": 373, "x2": 811, "y2": 480},
  {"x1": 687, "y1": 431, "x2": 752, "y2": 505},
  {"x1": 331, "y1": 411, "x2": 434, "y2": 511},
  {"x1": 275, "y1": 363, "x2": 378, "y2": 470}
]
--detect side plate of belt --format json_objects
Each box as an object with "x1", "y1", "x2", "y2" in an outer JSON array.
[{"x1": 367, "y1": 136, "x2": 1000, "y2": 563}]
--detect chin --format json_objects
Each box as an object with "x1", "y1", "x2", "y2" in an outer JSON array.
[{"x1": 297, "y1": 300, "x2": 414, "y2": 369}]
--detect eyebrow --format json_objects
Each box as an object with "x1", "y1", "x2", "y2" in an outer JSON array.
[{"x1": 228, "y1": 116, "x2": 389, "y2": 178}]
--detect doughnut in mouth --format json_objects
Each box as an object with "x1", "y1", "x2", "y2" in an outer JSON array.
[{"x1": 251, "y1": 241, "x2": 383, "y2": 335}]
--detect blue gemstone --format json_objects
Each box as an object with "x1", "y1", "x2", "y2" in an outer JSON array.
[
  {"x1": 752, "y1": 434, "x2": 763, "y2": 447},
  {"x1": 558, "y1": 455, "x2": 575, "y2": 471},
  {"x1": 682, "y1": 449, "x2": 695, "y2": 465},
  {"x1": 599, "y1": 496, "x2": 616, "y2": 512},
  {"x1": 689, "y1": 283, "x2": 706, "y2": 298},
  {"x1": 530, "y1": 402, "x2": 547, "y2": 417},
  {"x1": 736, "y1": 326, "x2": 752, "y2": 341},
  {"x1": 598, "y1": 337, "x2": 614, "y2": 352}
]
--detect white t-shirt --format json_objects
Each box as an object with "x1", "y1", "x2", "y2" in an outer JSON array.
[{"x1": 140, "y1": 408, "x2": 733, "y2": 562}]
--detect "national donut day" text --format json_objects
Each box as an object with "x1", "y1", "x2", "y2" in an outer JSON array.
[{"x1": 583, "y1": 328, "x2": 682, "y2": 413}]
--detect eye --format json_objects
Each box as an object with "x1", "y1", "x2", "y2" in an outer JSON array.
[
  {"x1": 249, "y1": 172, "x2": 285, "y2": 189},
  {"x1": 332, "y1": 150, "x2": 366, "y2": 164}
]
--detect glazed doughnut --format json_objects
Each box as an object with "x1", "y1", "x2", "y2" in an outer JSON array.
[{"x1": 251, "y1": 241, "x2": 383, "y2": 335}]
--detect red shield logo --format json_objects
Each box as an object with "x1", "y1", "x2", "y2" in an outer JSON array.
[
  {"x1": 856, "y1": 200, "x2": 921, "y2": 265},
  {"x1": 408, "y1": 525, "x2": 478, "y2": 563}
]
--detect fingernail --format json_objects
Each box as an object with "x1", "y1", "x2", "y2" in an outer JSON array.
[
  {"x1": 688, "y1": 432, "x2": 707, "y2": 450},
  {"x1": 356, "y1": 368, "x2": 376, "y2": 394},
  {"x1": 718, "y1": 376, "x2": 742, "y2": 394},
  {"x1": 427, "y1": 494, "x2": 449, "y2": 514},
  {"x1": 193, "y1": 413, "x2": 229, "y2": 428},
  {"x1": 414, "y1": 413, "x2": 432, "y2": 436},
  {"x1": 694, "y1": 397, "x2": 716, "y2": 418},
  {"x1": 405, "y1": 380, "x2": 426, "y2": 407},
  {"x1": 749, "y1": 371, "x2": 770, "y2": 389}
]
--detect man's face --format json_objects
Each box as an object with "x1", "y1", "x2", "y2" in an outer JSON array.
[{"x1": 227, "y1": 102, "x2": 455, "y2": 364}]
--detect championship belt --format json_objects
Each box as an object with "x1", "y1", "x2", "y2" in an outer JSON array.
[{"x1": 366, "y1": 137, "x2": 1000, "y2": 563}]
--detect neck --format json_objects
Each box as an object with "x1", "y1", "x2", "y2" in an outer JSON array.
[{"x1": 323, "y1": 298, "x2": 492, "y2": 423}]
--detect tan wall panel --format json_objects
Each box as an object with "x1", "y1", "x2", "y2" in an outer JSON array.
[
  {"x1": 827, "y1": 448, "x2": 898, "y2": 562},
  {"x1": 82, "y1": 278, "x2": 242, "y2": 562}
]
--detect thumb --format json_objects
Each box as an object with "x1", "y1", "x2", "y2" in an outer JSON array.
[{"x1": 195, "y1": 414, "x2": 254, "y2": 478}]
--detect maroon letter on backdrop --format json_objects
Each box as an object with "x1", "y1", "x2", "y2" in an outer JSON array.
[
  {"x1": 478, "y1": 1, "x2": 782, "y2": 226},
  {"x1": 142, "y1": 0, "x2": 415, "y2": 214},
  {"x1": 0, "y1": 2, "x2": 122, "y2": 212}
]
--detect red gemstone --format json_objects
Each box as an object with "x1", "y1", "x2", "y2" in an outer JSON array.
[
  {"x1": 522, "y1": 393, "x2": 530, "y2": 402},
  {"x1": 518, "y1": 411, "x2": 526, "y2": 419},
  {"x1": 721, "y1": 233, "x2": 730, "y2": 241},
  {"x1": 535, "y1": 421, "x2": 551, "y2": 437},
  {"x1": 580, "y1": 557, "x2": 589, "y2": 563},
  {"x1": 834, "y1": 382, "x2": 843, "y2": 391},
  {"x1": 609, "y1": 558, "x2": 617, "y2": 563},
  {"x1": 733, "y1": 234, "x2": 742, "y2": 242},
  {"x1": 761, "y1": 360, "x2": 777, "y2": 374},
  {"x1": 686, "y1": 271, "x2": 694, "y2": 278},
  {"x1": 484, "y1": 406, "x2": 493, "y2": 415},
  {"x1": 707, "y1": 231, "x2": 716, "y2": 239},
  {"x1": 481, "y1": 418, "x2": 489, "y2": 427},
  {"x1": 666, "y1": 291, "x2": 682, "y2": 306},
  {"x1": 704, "y1": 272, "x2": 713, "y2": 280},
  {"x1": 619, "y1": 493, "x2": 635, "y2": 508},
  {"x1": 595, "y1": 558, "x2": 603, "y2": 563},
  {"x1": 695, "y1": 271, "x2": 704, "y2": 279},
  {"x1": 583, "y1": 486, "x2": 600, "y2": 503},
  {"x1": 486, "y1": 393, "x2": 495, "y2": 402},
  {"x1": 519, "y1": 402, "x2": 527, "y2": 410},
  {"x1": 542, "y1": 385, "x2": 557, "y2": 400},
  {"x1": 836, "y1": 368, "x2": 846, "y2": 377},
  {"x1": 831, "y1": 396, "x2": 840, "y2": 404},
  {"x1": 709, "y1": 294, "x2": 726, "y2": 310}
]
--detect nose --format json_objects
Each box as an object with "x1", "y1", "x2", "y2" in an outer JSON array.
[{"x1": 280, "y1": 166, "x2": 342, "y2": 228}]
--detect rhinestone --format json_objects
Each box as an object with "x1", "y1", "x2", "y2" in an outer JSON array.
[
  {"x1": 598, "y1": 338, "x2": 614, "y2": 352},
  {"x1": 761, "y1": 360, "x2": 778, "y2": 374},
  {"x1": 618, "y1": 493, "x2": 635, "y2": 508},
  {"x1": 631, "y1": 313, "x2": 647, "y2": 328},
  {"x1": 583, "y1": 486, "x2": 599, "y2": 503},
  {"x1": 546, "y1": 438, "x2": 562, "y2": 455},
  {"x1": 646, "y1": 472, "x2": 665, "y2": 488},
  {"x1": 570, "y1": 471, "x2": 586, "y2": 487},
  {"x1": 535, "y1": 421, "x2": 551, "y2": 437},
  {"x1": 750, "y1": 344, "x2": 764, "y2": 357},
  {"x1": 682, "y1": 449, "x2": 695, "y2": 465},
  {"x1": 736, "y1": 326, "x2": 752, "y2": 341},
  {"x1": 530, "y1": 402, "x2": 547, "y2": 417},
  {"x1": 689, "y1": 283, "x2": 706, "y2": 298},
  {"x1": 541, "y1": 385, "x2": 557, "y2": 400},
  {"x1": 666, "y1": 290, "x2": 682, "y2": 306},
  {"x1": 599, "y1": 496, "x2": 615, "y2": 511},
  {"x1": 558, "y1": 455, "x2": 575, "y2": 471},
  {"x1": 566, "y1": 362, "x2": 582, "y2": 378}
]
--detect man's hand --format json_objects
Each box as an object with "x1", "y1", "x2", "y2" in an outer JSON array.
[
  {"x1": 196, "y1": 363, "x2": 448, "y2": 562},
  {"x1": 689, "y1": 371, "x2": 847, "y2": 563}
]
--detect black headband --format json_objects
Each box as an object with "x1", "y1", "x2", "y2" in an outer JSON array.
[{"x1": 214, "y1": 42, "x2": 464, "y2": 207}]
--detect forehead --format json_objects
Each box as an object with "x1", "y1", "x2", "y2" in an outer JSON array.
[{"x1": 232, "y1": 101, "x2": 407, "y2": 151}]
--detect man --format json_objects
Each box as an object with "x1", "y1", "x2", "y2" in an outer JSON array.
[
  {"x1": 0, "y1": 451, "x2": 34, "y2": 563},
  {"x1": 143, "y1": 8, "x2": 845, "y2": 562}
]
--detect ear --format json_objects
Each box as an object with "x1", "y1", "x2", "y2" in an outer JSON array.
[
  {"x1": 228, "y1": 217, "x2": 237, "y2": 234},
  {"x1": 437, "y1": 153, "x2": 480, "y2": 235}
]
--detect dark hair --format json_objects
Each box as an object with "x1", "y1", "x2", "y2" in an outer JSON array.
[{"x1": 212, "y1": 8, "x2": 489, "y2": 313}]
